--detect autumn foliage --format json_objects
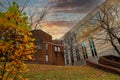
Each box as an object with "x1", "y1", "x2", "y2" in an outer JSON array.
[{"x1": 0, "y1": 2, "x2": 35, "y2": 80}]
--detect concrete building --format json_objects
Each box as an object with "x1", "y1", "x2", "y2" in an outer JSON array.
[
  {"x1": 31, "y1": 30, "x2": 65, "y2": 65},
  {"x1": 62, "y1": 0, "x2": 120, "y2": 66}
]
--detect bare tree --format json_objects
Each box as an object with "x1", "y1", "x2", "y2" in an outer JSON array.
[
  {"x1": 0, "y1": 0, "x2": 48, "y2": 30},
  {"x1": 0, "y1": 0, "x2": 30, "y2": 12},
  {"x1": 28, "y1": 6, "x2": 48, "y2": 30},
  {"x1": 95, "y1": 0, "x2": 120, "y2": 55}
]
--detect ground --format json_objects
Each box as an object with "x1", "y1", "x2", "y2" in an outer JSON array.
[{"x1": 24, "y1": 64, "x2": 120, "y2": 80}]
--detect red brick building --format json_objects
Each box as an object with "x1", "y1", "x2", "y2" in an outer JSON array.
[
  {"x1": 31, "y1": 30, "x2": 65, "y2": 65},
  {"x1": 52, "y1": 40, "x2": 65, "y2": 65}
]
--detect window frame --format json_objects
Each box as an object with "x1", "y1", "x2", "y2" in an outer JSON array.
[
  {"x1": 45, "y1": 54, "x2": 48, "y2": 62},
  {"x1": 45, "y1": 43, "x2": 48, "y2": 50},
  {"x1": 58, "y1": 47, "x2": 60, "y2": 52},
  {"x1": 36, "y1": 39, "x2": 42, "y2": 49}
]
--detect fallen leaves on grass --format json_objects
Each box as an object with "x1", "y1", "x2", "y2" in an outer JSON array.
[{"x1": 24, "y1": 64, "x2": 120, "y2": 80}]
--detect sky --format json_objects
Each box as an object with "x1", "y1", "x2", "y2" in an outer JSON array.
[{"x1": 0, "y1": 0, "x2": 105, "y2": 39}]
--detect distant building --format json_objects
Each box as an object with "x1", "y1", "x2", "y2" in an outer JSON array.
[
  {"x1": 31, "y1": 30, "x2": 65, "y2": 65},
  {"x1": 62, "y1": 0, "x2": 120, "y2": 66}
]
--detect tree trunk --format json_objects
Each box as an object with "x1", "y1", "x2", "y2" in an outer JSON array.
[
  {"x1": 118, "y1": 38, "x2": 120, "y2": 45},
  {"x1": 109, "y1": 34, "x2": 120, "y2": 55}
]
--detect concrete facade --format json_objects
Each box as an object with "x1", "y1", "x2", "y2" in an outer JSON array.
[{"x1": 62, "y1": 0, "x2": 120, "y2": 66}]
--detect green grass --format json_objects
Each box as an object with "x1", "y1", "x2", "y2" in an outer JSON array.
[{"x1": 24, "y1": 64, "x2": 120, "y2": 80}]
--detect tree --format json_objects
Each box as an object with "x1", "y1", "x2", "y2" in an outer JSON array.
[
  {"x1": 0, "y1": 0, "x2": 30, "y2": 12},
  {"x1": 0, "y1": 0, "x2": 48, "y2": 30},
  {"x1": 0, "y1": 1, "x2": 35, "y2": 80},
  {"x1": 28, "y1": 7, "x2": 48, "y2": 30},
  {"x1": 95, "y1": 0, "x2": 120, "y2": 55}
]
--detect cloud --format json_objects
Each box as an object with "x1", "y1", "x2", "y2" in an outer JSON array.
[
  {"x1": 54, "y1": 8, "x2": 91, "y2": 14},
  {"x1": 41, "y1": 20, "x2": 75, "y2": 39},
  {"x1": 43, "y1": 21, "x2": 74, "y2": 28},
  {"x1": 29, "y1": 0, "x2": 106, "y2": 39},
  {"x1": 49, "y1": 0, "x2": 105, "y2": 14},
  {"x1": 42, "y1": 24, "x2": 70, "y2": 39}
]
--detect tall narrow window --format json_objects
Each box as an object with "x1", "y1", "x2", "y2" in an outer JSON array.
[
  {"x1": 81, "y1": 42, "x2": 88, "y2": 59},
  {"x1": 55, "y1": 46, "x2": 57, "y2": 52},
  {"x1": 66, "y1": 53, "x2": 69, "y2": 64},
  {"x1": 36, "y1": 39, "x2": 42, "y2": 49},
  {"x1": 65, "y1": 40, "x2": 68, "y2": 46},
  {"x1": 70, "y1": 45, "x2": 74, "y2": 65},
  {"x1": 82, "y1": 24, "x2": 84, "y2": 32},
  {"x1": 45, "y1": 55, "x2": 48, "y2": 62},
  {"x1": 91, "y1": 16, "x2": 96, "y2": 26},
  {"x1": 68, "y1": 40, "x2": 70, "y2": 45},
  {"x1": 76, "y1": 48, "x2": 80, "y2": 61},
  {"x1": 84, "y1": 21, "x2": 88, "y2": 31},
  {"x1": 78, "y1": 27, "x2": 80, "y2": 32},
  {"x1": 73, "y1": 33, "x2": 76, "y2": 41},
  {"x1": 96, "y1": 12, "x2": 101, "y2": 21},
  {"x1": 46, "y1": 43, "x2": 48, "y2": 50},
  {"x1": 58, "y1": 47, "x2": 60, "y2": 52},
  {"x1": 88, "y1": 37, "x2": 97, "y2": 57}
]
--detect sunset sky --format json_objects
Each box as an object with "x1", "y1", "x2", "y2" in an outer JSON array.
[{"x1": 0, "y1": 0, "x2": 105, "y2": 39}]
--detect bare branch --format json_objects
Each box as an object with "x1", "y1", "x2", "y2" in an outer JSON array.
[
  {"x1": 20, "y1": 0, "x2": 30, "y2": 12},
  {"x1": 31, "y1": 6, "x2": 48, "y2": 30}
]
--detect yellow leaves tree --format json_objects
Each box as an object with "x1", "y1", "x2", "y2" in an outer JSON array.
[{"x1": 0, "y1": 1, "x2": 35, "y2": 80}]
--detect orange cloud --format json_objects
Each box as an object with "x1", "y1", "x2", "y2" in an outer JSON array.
[{"x1": 41, "y1": 21, "x2": 74, "y2": 39}]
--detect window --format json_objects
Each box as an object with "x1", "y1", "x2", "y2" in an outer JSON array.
[
  {"x1": 66, "y1": 54, "x2": 69, "y2": 64},
  {"x1": 45, "y1": 55, "x2": 48, "y2": 62},
  {"x1": 55, "y1": 46, "x2": 57, "y2": 52},
  {"x1": 91, "y1": 16, "x2": 96, "y2": 26},
  {"x1": 82, "y1": 42, "x2": 86, "y2": 47},
  {"x1": 76, "y1": 48, "x2": 80, "y2": 61},
  {"x1": 82, "y1": 25, "x2": 84, "y2": 32},
  {"x1": 58, "y1": 47, "x2": 60, "y2": 52},
  {"x1": 96, "y1": 12, "x2": 101, "y2": 21},
  {"x1": 65, "y1": 40, "x2": 68, "y2": 46},
  {"x1": 78, "y1": 27, "x2": 80, "y2": 32},
  {"x1": 88, "y1": 37, "x2": 97, "y2": 57},
  {"x1": 81, "y1": 42, "x2": 88, "y2": 59},
  {"x1": 46, "y1": 43, "x2": 48, "y2": 50},
  {"x1": 36, "y1": 39, "x2": 42, "y2": 49},
  {"x1": 84, "y1": 23, "x2": 88, "y2": 32},
  {"x1": 70, "y1": 45, "x2": 74, "y2": 65},
  {"x1": 72, "y1": 33, "x2": 76, "y2": 41},
  {"x1": 66, "y1": 39, "x2": 70, "y2": 46}
]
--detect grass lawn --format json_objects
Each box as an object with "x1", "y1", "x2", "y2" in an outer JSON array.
[{"x1": 24, "y1": 64, "x2": 120, "y2": 80}]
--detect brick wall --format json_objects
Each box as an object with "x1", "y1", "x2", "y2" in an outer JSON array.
[{"x1": 31, "y1": 30, "x2": 65, "y2": 65}]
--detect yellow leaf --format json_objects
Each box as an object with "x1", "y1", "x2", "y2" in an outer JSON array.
[
  {"x1": 8, "y1": 78, "x2": 14, "y2": 80},
  {"x1": 0, "y1": 76, "x2": 2, "y2": 78},
  {"x1": 0, "y1": 65, "x2": 3, "y2": 69},
  {"x1": 27, "y1": 55, "x2": 32, "y2": 60}
]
